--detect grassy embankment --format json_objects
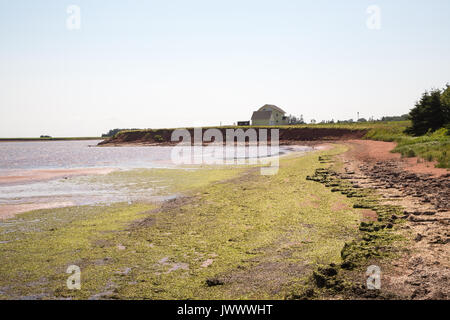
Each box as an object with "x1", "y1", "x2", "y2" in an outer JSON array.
[
  {"x1": 114, "y1": 121, "x2": 449, "y2": 168},
  {"x1": 359, "y1": 121, "x2": 449, "y2": 168},
  {"x1": 283, "y1": 120, "x2": 449, "y2": 168},
  {"x1": 0, "y1": 145, "x2": 390, "y2": 299}
]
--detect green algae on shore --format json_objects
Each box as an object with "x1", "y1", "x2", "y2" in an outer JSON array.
[
  {"x1": 0, "y1": 145, "x2": 393, "y2": 300},
  {"x1": 79, "y1": 166, "x2": 249, "y2": 196}
]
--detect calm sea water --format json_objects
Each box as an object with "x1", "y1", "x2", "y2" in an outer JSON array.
[
  {"x1": 0, "y1": 140, "x2": 310, "y2": 171},
  {"x1": 0, "y1": 140, "x2": 175, "y2": 170},
  {"x1": 0, "y1": 140, "x2": 311, "y2": 209}
]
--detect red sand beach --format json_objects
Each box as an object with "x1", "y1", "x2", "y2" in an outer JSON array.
[{"x1": 0, "y1": 167, "x2": 116, "y2": 219}]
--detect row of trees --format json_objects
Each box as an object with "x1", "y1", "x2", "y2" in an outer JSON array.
[
  {"x1": 287, "y1": 114, "x2": 305, "y2": 124},
  {"x1": 289, "y1": 81, "x2": 450, "y2": 135},
  {"x1": 103, "y1": 85, "x2": 449, "y2": 137},
  {"x1": 406, "y1": 84, "x2": 450, "y2": 135},
  {"x1": 288, "y1": 114, "x2": 410, "y2": 125},
  {"x1": 102, "y1": 128, "x2": 138, "y2": 137},
  {"x1": 296, "y1": 116, "x2": 408, "y2": 125}
]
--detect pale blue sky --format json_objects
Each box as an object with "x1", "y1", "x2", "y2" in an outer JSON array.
[{"x1": 1, "y1": 0, "x2": 449, "y2": 137}]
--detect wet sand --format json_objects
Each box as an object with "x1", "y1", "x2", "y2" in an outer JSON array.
[
  {"x1": 0, "y1": 167, "x2": 117, "y2": 186},
  {"x1": 0, "y1": 167, "x2": 117, "y2": 219},
  {"x1": 0, "y1": 201, "x2": 76, "y2": 219}
]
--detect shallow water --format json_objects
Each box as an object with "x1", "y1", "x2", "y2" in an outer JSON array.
[
  {"x1": 0, "y1": 140, "x2": 175, "y2": 170},
  {"x1": 0, "y1": 140, "x2": 310, "y2": 170},
  {"x1": 0, "y1": 140, "x2": 312, "y2": 212}
]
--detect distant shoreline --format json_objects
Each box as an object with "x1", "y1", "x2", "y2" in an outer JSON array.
[
  {"x1": 98, "y1": 127, "x2": 369, "y2": 147},
  {"x1": 0, "y1": 137, "x2": 103, "y2": 142}
]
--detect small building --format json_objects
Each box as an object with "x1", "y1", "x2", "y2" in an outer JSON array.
[
  {"x1": 251, "y1": 104, "x2": 288, "y2": 126},
  {"x1": 237, "y1": 121, "x2": 250, "y2": 126}
]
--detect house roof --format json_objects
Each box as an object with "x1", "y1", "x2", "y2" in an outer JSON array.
[
  {"x1": 251, "y1": 111, "x2": 273, "y2": 120},
  {"x1": 257, "y1": 104, "x2": 286, "y2": 114}
]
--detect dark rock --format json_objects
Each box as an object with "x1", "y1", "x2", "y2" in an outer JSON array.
[
  {"x1": 341, "y1": 260, "x2": 356, "y2": 270},
  {"x1": 305, "y1": 288, "x2": 315, "y2": 297},
  {"x1": 321, "y1": 265, "x2": 338, "y2": 277},
  {"x1": 312, "y1": 271, "x2": 326, "y2": 288},
  {"x1": 206, "y1": 278, "x2": 224, "y2": 287}
]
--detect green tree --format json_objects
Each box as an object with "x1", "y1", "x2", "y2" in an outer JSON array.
[
  {"x1": 288, "y1": 114, "x2": 305, "y2": 124},
  {"x1": 406, "y1": 86, "x2": 450, "y2": 136},
  {"x1": 441, "y1": 84, "x2": 450, "y2": 121}
]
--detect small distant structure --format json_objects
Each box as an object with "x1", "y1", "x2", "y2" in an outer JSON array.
[
  {"x1": 40, "y1": 135, "x2": 52, "y2": 139},
  {"x1": 237, "y1": 121, "x2": 250, "y2": 126},
  {"x1": 251, "y1": 104, "x2": 288, "y2": 126}
]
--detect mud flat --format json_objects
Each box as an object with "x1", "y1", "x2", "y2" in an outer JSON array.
[
  {"x1": 0, "y1": 141, "x2": 447, "y2": 300},
  {"x1": 0, "y1": 168, "x2": 116, "y2": 186},
  {"x1": 0, "y1": 168, "x2": 117, "y2": 219},
  {"x1": 0, "y1": 202, "x2": 76, "y2": 220},
  {"x1": 0, "y1": 145, "x2": 367, "y2": 299}
]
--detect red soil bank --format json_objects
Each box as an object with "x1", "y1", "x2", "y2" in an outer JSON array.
[{"x1": 99, "y1": 128, "x2": 368, "y2": 146}]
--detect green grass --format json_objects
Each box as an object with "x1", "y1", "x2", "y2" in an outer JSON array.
[
  {"x1": 363, "y1": 122, "x2": 450, "y2": 168},
  {"x1": 299, "y1": 121, "x2": 449, "y2": 168}
]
